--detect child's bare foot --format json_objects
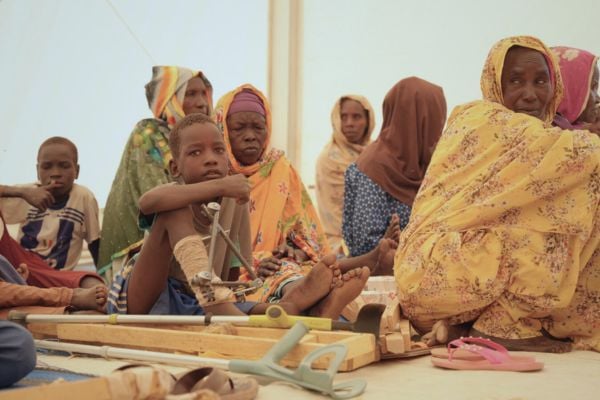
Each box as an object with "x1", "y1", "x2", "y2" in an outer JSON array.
[
  {"x1": 80, "y1": 276, "x2": 106, "y2": 289},
  {"x1": 383, "y1": 213, "x2": 400, "y2": 242},
  {"x1": 280, "y1": 254, "x2": 341, "y2": 311},
  {"x1": 310, "y1": 266, "x2": 370, "y2": 320},
  {"x1": 470, "y1": 328, "x2": 572, "y2": 353},
  {"x1": 71, "y1": 285, "x2": 108, "y2": 312}
]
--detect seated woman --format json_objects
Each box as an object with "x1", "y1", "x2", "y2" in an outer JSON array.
[
  {"x1": 342, "y1": 77, "x2": 447, "y2": 257},
  {"x1": 316, "y1": 95, "x2": 375, "y2": 253},
  {"x1": 98, "y1": 66, "x2": 213, "y2": 271},
  {"x1": 394, "y1": 35, "x2": 600, "y2": 353},
  {"x1": 214, "y1": 85, "x2": 331, "y2": 301},
  {"x1": 552, "y1": 46, "x2": 599, "y2": 132}
]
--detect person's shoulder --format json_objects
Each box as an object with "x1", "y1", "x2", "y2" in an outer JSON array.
[
  {"x1": 69, "y1": 183, "x2": 97, "y2": 199},
  {"x1": 129, "y1": 118, "x2": 169, "y2": 140},
  {"x1": 134, "y1": 118, "x2": 168, "y2": 130},
  {"x1": 345, "y1": 163, "x2": 360, "y2": 177}
]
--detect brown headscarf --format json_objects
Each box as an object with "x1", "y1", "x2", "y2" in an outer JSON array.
[{"x1": 356, "y1": 76, "x2": 447, "y2": 205}]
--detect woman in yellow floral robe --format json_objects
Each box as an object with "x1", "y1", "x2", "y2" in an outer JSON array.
[{"x1": 394, "y1": 36, "x2": 600, "y2": 352}]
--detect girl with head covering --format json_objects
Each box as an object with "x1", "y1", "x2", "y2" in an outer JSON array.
[
  {"x1": 342, "y1": 77, "x2": 447, "y2": 257},
  {"x1": 394, "y1": 36, "x2": 600, "y2": 353},
  {"x1": 315, "y1": 95, "x2": 375, "y2": 253},
  {"x1": 552, "y1": 46, "x2": 600, "y2": 131},
  {"x1": 98, "y1": 66, "x2": 213, "y2": 270},
  {"x1": 214, "y1": 84, "x2": 330, "y2": 302}
]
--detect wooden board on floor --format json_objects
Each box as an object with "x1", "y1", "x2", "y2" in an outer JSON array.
[{"x1": 28, "y1": 323, "x2": 378, "y2": 372}]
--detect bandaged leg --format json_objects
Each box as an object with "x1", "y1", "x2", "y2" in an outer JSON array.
[{"x1": 173, "y1": 235, "x2": 234, "y2": 307}]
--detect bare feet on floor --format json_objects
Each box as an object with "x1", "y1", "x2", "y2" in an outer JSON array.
[
  {"x1": 373, "y1": 238, "x2": 398, "y2": 275},
  {"x1": 355, "y1": 238, "x2": 397, "y2": 276},
  {"x1": 470, "y1": 328, "x2": 572, "y2": 353},
  {"x1": 280, "y1": 254, "x2": 341, "y2": 311},
  {"x1": 310, "y1": 266, "x2": 370, "y2": 320},
  {"x1": 71, "y1": 284, "x2": 108, "y2": 312}
]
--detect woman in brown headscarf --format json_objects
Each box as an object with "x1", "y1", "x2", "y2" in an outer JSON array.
[
  {"x1": 342, "y1": 77, "x2": 447, "y2": 257},
  {"x1": 395, "y1": 36, "x2": 600, "y2": 353}
]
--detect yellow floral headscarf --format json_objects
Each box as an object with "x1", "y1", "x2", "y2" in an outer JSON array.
[{"x1": 480, "y1": 35, "x2": 564, "y2": 124}]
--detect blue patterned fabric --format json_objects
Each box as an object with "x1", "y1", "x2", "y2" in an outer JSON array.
[
  {"x1": 107, "y1": 258, "x2": 256, "y2": 315},
  {"x1": 342, "y1": 163, "x2": 411, "y2": 256}
]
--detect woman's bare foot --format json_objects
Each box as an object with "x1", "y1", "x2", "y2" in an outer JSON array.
[
  {"x1": 71, "y1": 285, "x2": 108, "y2": 312},
  {"x1": 383, "y1": 213, "x2": 400, "y2": 241},
  {"x1": 470, "y1": 328, "x2": 572, "y2": 353},
  {"x1": 373, "y1": 238, "x2": 397, "y2": 275},
  {"x1": 280, "y1": 254, "x2": 341, "y2": 311},
  {"x1": 346, "y1": 238, "x2": 397, "y2": 275},
  {"x1": 310, "y1": 266, "x2": 370, "y2": 319},
  {"x1": 420, "y1": 320, "x2": 472, "y2": 346}
]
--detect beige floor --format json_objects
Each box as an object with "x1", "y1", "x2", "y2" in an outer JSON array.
[{"x1": 31, "y1": 349, "x2": 599, "y2": 400}]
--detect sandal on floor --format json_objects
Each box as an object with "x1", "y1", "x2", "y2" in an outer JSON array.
[
  {"x1": 430, "y1": 337, "x2": 543, "y2": 372},
  {"x1": 431, "y1": 337, "x2": 537, "y2": 362},
  {"x1": 172, "y1": 367, "x2": 259, "y2": 400}
]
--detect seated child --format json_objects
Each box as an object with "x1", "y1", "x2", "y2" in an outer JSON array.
[
  {"x1": 0, "y1": 255, "x2": 107, "y2": 316},
  {"x1": 0, "y1": 218, "x2": 106, "y2": 316},
  {"x1": 0, "y1": 137, "x2": 101, "y2": 270},
  {"x1": 0, "y1": 211, "x2": 104, "y2": 290},
  {"x1": 108, "y1": 113, "x2": 369, "y2": 318}
]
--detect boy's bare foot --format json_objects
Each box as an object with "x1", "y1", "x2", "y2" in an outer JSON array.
[
  {"x1": 280, "y1": 254, "x2": 341, "y2": 311},
  {"x1": 470, "y1": 328, "x2": 572, "y2": 353},
  {"x1": 310, "y1": 266, "x2": 370, "y2": 320},
  {"x1": 383, "y1": 213, "x2": 400, "y2": 242},
  {"x1": 71, "y1": 285, "x2": 108, "y2": 312}
]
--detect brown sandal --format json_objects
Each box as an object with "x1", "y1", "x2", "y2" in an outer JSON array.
[{"x1": 172, "y1": 367, "x2": 258, "y2": 400}]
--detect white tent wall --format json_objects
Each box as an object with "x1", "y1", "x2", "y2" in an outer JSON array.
[
  {"x1": 1, "y1": 0, "x2": 599, "y2": 207},
  {"x1": 0, "y1": 0, "x2": 268, "y2": 206},
  {"x1": 300, "y1": 0, "x2": 600, "y2": 189}
]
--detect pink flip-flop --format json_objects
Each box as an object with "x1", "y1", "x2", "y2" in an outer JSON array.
[{"x1": 431, "y1": 337, "x2": 543, "y2": 372}]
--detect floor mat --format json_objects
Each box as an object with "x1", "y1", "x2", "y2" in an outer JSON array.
[
  {"x1": 13, "y1": 366, "x2": 96, "y2": 388},
  {"x1": 9, "y1": 349, "x2": 98, "y2": 389}
]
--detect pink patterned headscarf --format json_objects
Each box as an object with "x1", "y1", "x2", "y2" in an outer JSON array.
[{"x1": 552, "y1": 46, "x2": 598, "y2": 124}]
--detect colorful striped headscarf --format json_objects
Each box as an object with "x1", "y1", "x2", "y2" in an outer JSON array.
[{"x1": 145, "y1": 66, "x2": 213, "y2": 127}]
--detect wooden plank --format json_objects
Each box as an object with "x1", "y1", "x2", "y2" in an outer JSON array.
[
  {"x1": 95, "y1": 323, "x2": 366, "y2": 344},
  {"x1": 27, "y1": 323, "x2": 58, "y2": 337},
  {"x1": 48, "y1": 324, "x2": 375, "y2": 371},
  {"x1": 0, "y1": 377, "x2": 111, "y2": 400}
]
